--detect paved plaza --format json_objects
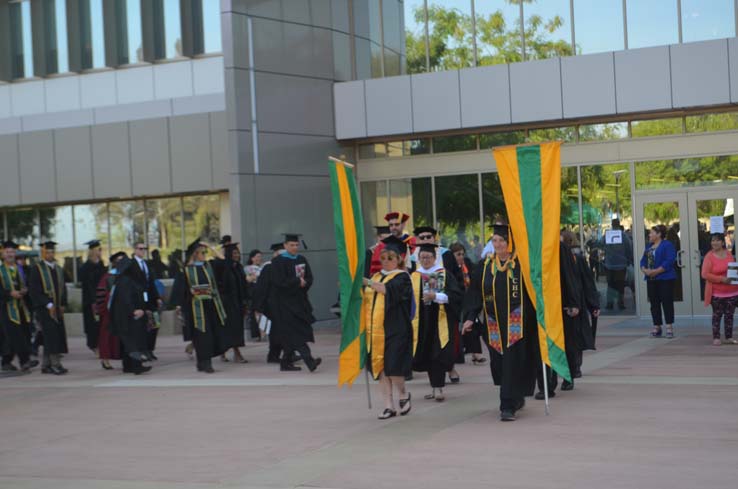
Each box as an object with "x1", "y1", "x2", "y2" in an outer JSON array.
[{"x1": 1, "y1": 318, "x2": 736, "y2": 489}]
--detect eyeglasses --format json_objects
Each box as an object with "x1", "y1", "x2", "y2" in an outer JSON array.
[
  {"x1": 418, "y1": 234, "x2": 434, "y2": 240},
  {"x1": 136, "y1": 247, "x2": 147, "y2": 251}
]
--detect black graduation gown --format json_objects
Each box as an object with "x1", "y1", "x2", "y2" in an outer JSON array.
[
  {"x1": 169, "y1": 270, "x2": 190, "y2": 341},
  {"x1": 79, "y1": 259, "x2": 106, "y2": 350},
  {"x1": 252, "y1": 262, "x2": 272, "y2": 319},
  {"x1": 560, "y1": 243, "x2": 595, "y2": 354},
  {"x1": 28, "y1": 262, "x2": 68, "y2": 355},
  {"x1": 217, "y1": 259, "x2": 246, "y2": 348},
  {"x1": 109, "y1": 273, "x2": 149, "y2": 357},
  {"x1": 575, "y1": 247, "x2": 601, "y2": 344},
  {"x1": 412, "y1": 269, "x2": 462, "y2": 375},
  {"x1": 269, "y1": 254, "x2": 316, "y2": 350},
  {"x1": 0, "y1": 265, "x2": 32, "y2": 358},
  {"x1": 171, "y1": 265, "x2": 226, "y2": 362},
  {"x1": 367, "y1": 271, "x2": 413, "y2": 378},
  {"x1": 463, "y1": 257, "x2": 538, "y2": 405}
]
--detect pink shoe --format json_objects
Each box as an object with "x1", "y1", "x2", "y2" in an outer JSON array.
[{"x1": 712, "y1": 339, "x2": 722, "y2": 346}]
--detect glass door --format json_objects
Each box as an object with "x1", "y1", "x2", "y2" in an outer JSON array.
[
  {"x1": 687, "y1": 189, "x2": 738, "y2": 315},
  {"x1": 633, "y1": 193, "x2": 693, "y2": 317}
]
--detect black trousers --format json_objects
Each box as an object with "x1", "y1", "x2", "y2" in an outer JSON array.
[
  {"x1": 282, "y1": 342, "x2": 314, "y2": 369},
  {"x1": 2, "y1": 352, "x2": 30, "y2": 366},
  {"x1": 147, "y1": 328, "x2": 158, "y2": 352},
  {"x1": 120, "y1": 340, "x2": 144, "y2": 372},
  {"x1": 267, "y1": 332, "x2": 283, "y2": 361},
  {"x1": 606, "y1": 268, "x2": 626, "y2": 306},
  {"x1": 647, "y1": 279, "x2": 675, "y2": 326},
  {"x1": 427, "y1": 362, "x2": 446, "y2": 388},
  {"x1": 82, "y1": 306, "x2": 99, "y2": 350}
]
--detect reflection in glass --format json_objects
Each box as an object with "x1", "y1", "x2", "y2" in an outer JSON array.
[
  {"x1": 561, "y1": 167, "x2": 580, "y2": 234},
  {"x1": 631, "y1": 118, "x2": 682, "y2": 138},
  {"x1": 355, "y1": 37, "x2": 372, "y2": 80},
  {"x1": 333, "y1": 31, "x2": 352, "y2": 81},
  {"x1": 85, "y1": 0, "x2": 107, "y2": 68},
  {"x1": 482, "y1": 172, "x2": 507, "y2": 243},
  {"x1": 40, "y1": 206, "x2": 75, "y2": 281},
  {"x1": 146, "y1": 198, "x2": 183, "y2": 272},
  {"x1": 183, "y1": 195, "x2": 220, "y2": 246},
  {"x1": 382, "y1": 0, "x2": 403, "y2": 52},
  {"x1": 115, "y1": 0, "x2": 144, "y2": 64},
  {"x1": 635, "y1": 155, "x2": 738, "y2": 190},
  {"x1": 626, "y1": 0, "x2": 678, "y2": 49},
  {"x1": 360, "y1": 180, "x2": 388, "y2": 241},
  {"x1": 528, "y1": 126, "x2": 576, "y2": 143},
  {"x1": 201, "y1": 0, "x2": 222, "y2": 53},
  {"x1": 371, "y1": 42, "x2": 383, "y2": 77},
  {"x1": 384, "y1": 48, "x2": 401, "y2": 76},
  {"x1": 389, "y1": 180, "x2": 413, "y2": 231},
  {"x1": 74, "y1": 203, "x2": 109, "y2": 266},
  {"x1": 435, "y1": 174, "x2": 482, "y2": 262},
  {"x1": 686, "y1": 112, "x2": 738, "y2": 133},
  {"x1": 681, "y1": 0, "x2": 735, "y2": 42},
  {"x1": 578, "y1": 122, "x2": 628, "y2": 142},
  {"x1": 479, "y1": 131, "x2": 526, "y2": 149},
  {"x1": 7, "y1": 208, "x2": 39, "y2": 249},
  {"x1": 475, "y1": 0, "x2": 523, "y2": 65},
  {"x1": 411, "y1": 178, "x2": 433, "y2": 228},
  {"x1": 524, "y1": 0, "x2": 573, "y2": 60},
  {"x1": 433, "y1": 135, "x2": 477, "y2": 153},
  {"x1": 9, "y1": 0, "x2": 34, "y2": 78},
  {"x1": 580, "y1": 163, "x2": 635, "y2": 315},
  {"x1": 51, "y1": 0, "x2": 70, "y2": 73},
  {"x1": 574, "y1": 0, "x2": 624, "y2": 54},
  {"x1": 163, "y1": 0, "x2": 183, "y2": 58},
  {"x1": 109, "y1": 201, "x2": 145, "y2": 256},
  {"x1": 358, "y1": 143, "x2": 387, "y2": 159},
  {"x1": 642, "y1": 201, "x2": 683, "y2": 301}
]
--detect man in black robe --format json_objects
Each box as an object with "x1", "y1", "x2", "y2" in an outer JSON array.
[
  {"x1": 270, "y1": 234, "x2": 321, "y2": 372},
  {"x1": 252, "y1": 242, "x2": 284, "y2": 363},
  {"x1": 78, "y1": 240, "x2": 106, "y2": 353},
  {"x1": 0, "y1": 241, "x2": 37, "y2": 372},
  {"x1": 28, "y1": 241, "x2": 69, "y2": 375},
  {"x1": 216, "y1": 242, "x2": 248, "y2": 363},
  {"x1": 131, "y1": 241, "x2": 162, "y2": 360},
  {"x1": 109, "y1": 256, "x2": 152, "y2": 375}
]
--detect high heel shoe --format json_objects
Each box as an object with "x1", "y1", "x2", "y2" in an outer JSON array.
[{"x1": 101, "y1": 361, "x2": 113, "y2": 370}]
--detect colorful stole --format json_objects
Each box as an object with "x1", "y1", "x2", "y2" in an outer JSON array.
[
  {"x1": 481, "y1": 253, "x2": 524, "y2": 354},
  {"x1": 185, "y1": 262, "x2": 227, "y2": 332},
  {"x1": 37, "y1": 262, "x2": 64, "y2": 320},
  {"x1": 0, "y1": 264, "x2": 30, "y2": 325},
  {"x1": 362, "y1": 270, "x2": 403, "y2": 380},
  {"x1": 410, "y1": 269, "x2": 450, "y2": 356}
]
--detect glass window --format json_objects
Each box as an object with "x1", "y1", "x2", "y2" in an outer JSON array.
[
  {"x1": 115, "y1": 0, "x2": 144, "y2": 65},
  {"x1": 183, "y1": 194, "x2": 220, "y2": 246},
  {"x1": 404, "y1": 0, "x2": 427, "y2": 73},
  {"x1": 360, "y1": 180, "x2": 388, "y2": 240},
  {"x1": 382, "y1": 0, "x2": 403, "y2": 52},
  {"x1": 333, "y1": 31, "x2": 352, "y2": 81},
  {"x1": 9, "y1": 0, "x2": 34, "y2": 78},
  {"x1": 384, "y1": 48, "x2": 401, "y2": 76},
  {"x1": 686, "y1": 112, "x2": 738, "y2": 133},
  {"x1": 561, "y1": 166, "x2": 580, "y2": 234},
  {"x1": 631, "y1": 118, "x2": 683, "y2": 138},
  {"x1": 163, "y1": 0, "x2": 183, "y2": 58},
  {"x1": 426, "y1": 0, "x2": 474, "y2": 70},
  {"x1": 83, "y1": 0, "x2": 107, "y2": 69},
  {"x1": 432, "y1": 134, "x2": 477, "y2": 153},
  {"x1": 371, "y1": 41, "x2": 383, "y2": 77},
  {"x1": 635, "y1": 154, "x2": 738, "y2": 190},
  {"x1": 528, "y1": 126, "x2": 576, "y2": 143},
  {"x1": 145, "y1": 198, "x2": 183, "y2": 276},
  {"x1": 626, "y1": 0, "x2": 678, "y2": 49},
  {"x1": 47, "y1": 0, "x2": 70, "y2": 73},
  {"x1": 475, "y1": 0, "x2": 523, "y2": 65},
  {"x1": 479, "y1": 130, "x2": 526, "y2": 149},
  {"x1": 39, "y1": 206, "x2": 75, "y2": 282},
  {"x1": 574, "y1": 0, "x2": 624, "y2": 54},
  {"x1": 353, "y1": 0, "x2": 382, "y2": 43},
  {"x1": 74, "y1": 203, "x2": 109, "y2": 266},
  {"x1": 358, "y1": 143, "x2": 387, "y2": 159},
  {"x1": 580, "y1": 163, "x2": 634, "y2": 315},
  {"x1": 355, "y1": 37, "x2": 372, "y2": 79},
  {"x1": 387, "y1": 178, "x2": 433, "y2": 233},
  {"x1": 436, "y1": 174, "x2": 482, "y2": 262},
  {"x1": 524, "y1": 0, "x2": 573, "y2": 60},
  {"x1": 201, "y1": 0, "x2": 221, "y2": 53},
  {"x1": 681, "y1": 0, "x2": 736, "y2": 42},
  {"x1": 109, "y1": 200, "x2": 145, "y2": 256},
  {"x1": 7, "y1": 208, "x2": 39, "y2": 249},
  {"x1": 482, "y1": 172, "x2": 507, "y2": 244},
  {"x1": 578, "y1": 122, "x2": 628, "y2": 142},
  {"x1": 386, "y1": 141, "x2": 404, "y2": 157}
]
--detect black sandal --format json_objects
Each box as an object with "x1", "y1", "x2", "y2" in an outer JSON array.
[
  {"x1": 399, "y1": 392, "x2": 412, "y2": 416},
  {"x1": 378, "y1": 408, "x2": 397, "y2": 420}
]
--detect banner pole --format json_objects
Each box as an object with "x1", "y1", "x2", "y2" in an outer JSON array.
[
  {"x1": 541, "y1": 359, "x2": 550, "y2": 416},
  {"x1": 364, "y1": 366, "x2": 372, "y2": 410}
]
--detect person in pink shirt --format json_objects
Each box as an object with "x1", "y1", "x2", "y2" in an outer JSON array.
[{"x1": 701, "y1": 233, "x2": 738, "y2": 346}]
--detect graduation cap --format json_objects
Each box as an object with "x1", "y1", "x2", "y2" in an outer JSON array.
[
  {"x1": 186, "y1": 239, "x2": 205, "y2": 258},
  {"x1": 492, "y1": 223, "x2": 514, "y2": 252},
  {"x1": 374, "y1": 225, "x2": 390, "y2": 235},
  {"x1": 416, "y1": 243, "x2": 439, "y2": 256},
  {"x1": 384, "y1": 211, "x2": 410, "y2": 223},
  {"x1": 283, "y1": 233, "x2": 308, "y2": 250},
  {"x1": 2, "y1": 240, "x2": 19, "y2": 249},
  {"x1": 219, "y1": 235, "x2": 232, "y2": 247},
  {"x1": 109, "y1": 251, "x2": 127, "y2": 262},
  {"x1": 40, "y1": 241, "x2": 58, "y2": 250},
  {"x1": 380, "y1": 235, "x2": 408, "y2": 256},
  {"x1": 85, "y1": 239, "x2": 102, "y2": 249},
  {"x1": 413, "y1": 226, "x2": 437, "y2": 237},
  {"x1": 269, "y1": 242, "x2": 285, "y2": 252}
]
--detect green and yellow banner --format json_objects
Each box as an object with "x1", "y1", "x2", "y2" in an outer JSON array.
[
  {"x1": 329, "y1": 158, "x2": 367, "y2": 387},
  {"x1": 493, "y1": 142, "x2": 571, "y2": 382}
]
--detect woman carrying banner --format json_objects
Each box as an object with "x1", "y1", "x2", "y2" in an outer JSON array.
[
  {"x1": 362, "y1": 235, "x2": 413, "y2": 420},
  {"x1": 410, "y1": 244, "x2": 462, "y2": 402},
  {"x1": 462, "y1": 224, "x2": 539, "y2": 422}
]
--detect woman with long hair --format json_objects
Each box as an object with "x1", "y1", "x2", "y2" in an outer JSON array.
[{"x1": 701, "y1": 233, "x2": 738, "y2": 346}]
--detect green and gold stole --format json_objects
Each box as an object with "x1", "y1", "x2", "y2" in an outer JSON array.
[
  {"x1": 410, "y1": 269, "x2": 450, "y2": 356},
  {"x1": 482, "y1": 253, "x2": 524, "y2": 354},
  {"x1": 185, "y1": 262, "x2": 226, "y2": 332},
  {"x1": 362, "y1": 270, "x2": 403, "y2": 380},
  {"x1": 0, "y1": 264, "x2": 30, "y2": 324},
  {"x1": 37, "y1": 262, "x2": 64, "y2": 314}
]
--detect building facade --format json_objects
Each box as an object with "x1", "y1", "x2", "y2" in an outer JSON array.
[{"x1": 1, "y1": 0, "x2": 738, "y2": 320}]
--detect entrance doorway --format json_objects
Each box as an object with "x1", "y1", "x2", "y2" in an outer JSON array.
[{"x1": 634, "y1": 188, "x2": 737, "y2": 318}]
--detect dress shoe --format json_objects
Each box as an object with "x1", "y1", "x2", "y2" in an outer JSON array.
[
  {"x1": 573, "y1": 370, "x2": 582, "y2": 379},
  {"x1": 21, "y1": 361, "x2": 37, "y2": 372},
  {"x1": 41, "y1": 366, "x2": 54, "y2": 374},
  {"x1": 50, "y1": 366, "x2": 67, "y2": 375},
  {"x1": 280, "y1": 363, "x2": 302, "y2": 372},
  {"x1": 148, "y1": 353, "x2": 158, "y2": 361},
  {"x1": 267, "y1": 355, "x2": 281, "y2": 364},
  {"x1": 534, "y1": 391, "x2": 556, "y2": 400},
  {"x1": 2, "y1": 364, "x2": 18, "y2": 372},
  {"x1": 197, "y1": 366, "x2": 215, "y2": 374},
  {"x1": 561, "y1": 380, "x2": 574, "y2": 391},
  {"x1": 515, "y1": 399, "x2": 526, "y2": 411},
  {"x1": 133, "y1": 365, "x2": 152, "y2": 375},
  {"x1": 308, "y1": 357, "x2": 322, "y2": 372},
  {"x1": 500, "y1": 410, "x2": 516, "y2": 421}
]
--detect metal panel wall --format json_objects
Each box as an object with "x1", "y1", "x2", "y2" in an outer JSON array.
[
  {"x1": 509, "y1": 58, "x2": 563, "y2": 123},
  {"x1": 91, "y1": 123, "x2": 132, "y2": 199},
  {"x1": 19, "y1": 131, "x2": 55, "y2": 204},
  {"x1": 0, "y1": 134, "x2": 20, "y2": 205},
  {"x1": 614, "y1": 46, "x2": 672, "y2": 113},
  {"x1": 730, "y1": 38, "x2": 738, "y2": 103},
  {"x1": 459, "y1": 65, "x2": 511, "y2": 128},
  {"x1": 55, "y1": 127, "x2": 93, "y2": 201},
  {"x1": 334, "y1": 81, "x2": 367, "y2": 139},
  {"x1": 365, "y1": 76, "x2": 412, "y2": 136},
  {"x1": 130, "y1": 118, "x2": 172, "y2": 196},
  {"x1": 670, "y1": 39, "x2": 731, "y2": 108},
  {"x1": 170, "y1": 113, "x2": 212, "y2": 192},
  {"x1": 412, "y1": 71, "x2": 461, "y2": 133},
  {"x1": 561, "y1": 53, "x2": 616, "y2": 118}
]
